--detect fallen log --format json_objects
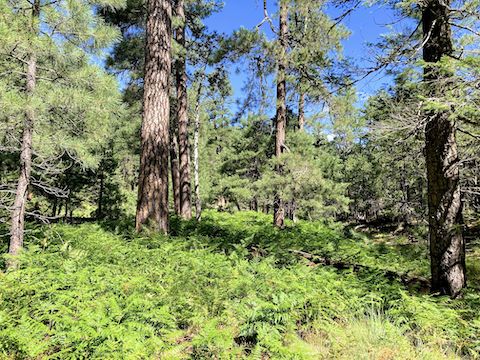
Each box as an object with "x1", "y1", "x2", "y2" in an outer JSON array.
[{"x1": 289, "y1": 249, "x2": 431, "y2": 292}]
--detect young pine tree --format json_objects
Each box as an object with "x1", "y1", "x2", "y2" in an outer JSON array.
[{"x1": 0, "y1": 0, "x2": 123, "y2": 268}]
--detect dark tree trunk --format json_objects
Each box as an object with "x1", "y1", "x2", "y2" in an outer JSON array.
[
  {"x1": 273, "y1": 0, "x2": 288, "y2": 228},
  {"x1": 422, "y1": 0, "x2": 466, "y2": 297},
  {"x1": 97, "y1": 170, "x2": 104, "y2": 219},
  {"x1": 298, "y1": 92, "x2": 305, "y2": 131},
  {"x1": 175, "y1": 0, "x2": 192, "y2": 220},
  {"x1": 64, "y1": 199, "x2": 69, "y2": 220},
  {"x1": 136, "y1": 0, "x2": 172, "y2": 233},
  {"x1": 170, "y1": 114, "x2": 181, "y2": 215},
  {"x1": 8, "y1": 0, "x2": 39, "y2": 269},
  {"x1": 51, "y1": 198, "x2": 57, "y2": 218},
  {"x1": 193, "y1": 83, "x2": 202, "y2": 221},
  {"x1": 287, "y1": 199, "x2": 297, "y2": 222},
  {"x1": 250, "y1": 197, "x2": 258, "y2": 212}
]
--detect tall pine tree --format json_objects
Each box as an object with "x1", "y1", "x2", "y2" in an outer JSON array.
[{"x1": 136, "y1": 0, "x2": 172, "y2": 233}]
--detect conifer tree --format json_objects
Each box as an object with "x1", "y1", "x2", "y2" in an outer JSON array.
[
  {"x1": 8, "y1": 0, "x2": 39, "y2": 265},
  {"x1": 365, "y1": 0, "x2": 480, "y2": 297},
  {"x1": 136, "y1": 0, "x2": 172, "y2": 233},
  {"x1": 0, "y1": 0, "x2": 122, "y2": 267},
  {"x1": 252, "y1": 0, "x2": 348, "y2": 226},
  {"x1": 273, "y1": 0, "x2": 288, "y2": 228},
  {"x1": 175, "y1": 0, "x2": 192, "y2": 220},
  {"x1": 102, "y1": 0, "x2": 222, "y2": 222},
  {"x1": 422, "y1": 0, "x2": 466, "y2": 297}
]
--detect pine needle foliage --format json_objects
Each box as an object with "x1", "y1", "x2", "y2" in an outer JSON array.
[{"x1": 0, "y1": 0, "x2": 124, "y2": 218}]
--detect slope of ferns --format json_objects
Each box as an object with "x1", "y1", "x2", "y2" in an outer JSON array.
[{"x1": 0, "y1": 211, "x2": 479, "y2": 359}]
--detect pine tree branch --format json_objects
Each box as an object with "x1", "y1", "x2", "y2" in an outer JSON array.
[
  {"x1": 256, "y1": 0, "x2": 277, "y2": 35},
  {"x1": 458, "y1": 127, "x2": 480, "y2": 140}
]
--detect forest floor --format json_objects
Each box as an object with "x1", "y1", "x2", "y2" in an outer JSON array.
[{"x1": 1, "y1": 211, "x2": 479, "y2": 359}]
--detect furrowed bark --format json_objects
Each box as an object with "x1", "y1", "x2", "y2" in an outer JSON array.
[
  {"x1": 273, "y1": 0, "x2": 288, "y2": 228},
  {"x1": 175, "y1": 0, "x2": 192, "y2": 220},
  {"x1": 422, "y1": 0, "x2": 466, "y2": 297},
  {"x1": 136, "y1": 0, "x2": 172, "y2": 234}
]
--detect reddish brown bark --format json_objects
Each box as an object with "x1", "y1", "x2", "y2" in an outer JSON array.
[
  {"x1": 175, "y1": 0, "x2": 192, "y2": 220},
  {"x1": 273, "y1": 0, "x2": 288, "y2": 228},
  {"x1": 136, "y1": 0, "x2": 172, "y2": 233},
  {"x1": 422, "y1": 0, "x2": 466, "y2": 297},
  {"x1": 8, "y1": 0, "x2": 39, "y2": 269}
]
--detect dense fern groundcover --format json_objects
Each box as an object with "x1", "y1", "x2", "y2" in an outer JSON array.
[{"x1": 1, "y1": 211, "x2": 479, "y2": 359}]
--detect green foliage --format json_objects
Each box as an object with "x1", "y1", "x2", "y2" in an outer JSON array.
[
  {"x1": 199, "y1": 112, "x2": 350, "y2": 220},
  {"x1": 0, "y1": 211, "x2": 478, "y2": 358},
  {"x1": 0, "y1": 0, "x2": 125, "y2": 220}
]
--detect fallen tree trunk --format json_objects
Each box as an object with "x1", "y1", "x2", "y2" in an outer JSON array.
[{"x1": 289, "y1": 249, "x2": 431, "y2": 292}]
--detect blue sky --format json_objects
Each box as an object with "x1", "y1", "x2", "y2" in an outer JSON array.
[{"x1": 204, "y1": 0, "x2": 399, "y2": 113}]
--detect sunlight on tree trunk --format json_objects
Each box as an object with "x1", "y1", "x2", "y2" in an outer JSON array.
[
  {"x1": 422, "y1": 0, "x2": 466, "y2": 298},
  {"x1": 8, "y1": 0, "x2": 39, "y2": 269},
  {"x1": 274, "y1": 0, "x2": 288, "y2": 228},
  {"x1": 136, "y1": 0, "x2": 171, "y2": 234},
  {"x1": 176, "y1": 0, "x2": 192, "y2": 220}
]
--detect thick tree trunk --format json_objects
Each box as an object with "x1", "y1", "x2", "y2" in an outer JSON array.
[
  {"x1": 193, "y1": 83, "x2": 202, "y2": 221},
  {"x1": 175, "y1": 0, "x2": 192, "y2": 220},
  {"x1": 136, "y1": 0, "x2": 172, "y2": 233},
  {"x1": 422, "y1": 0, "x2": 466, "y2": 297},
  {"x1": 298, "y1": 92, "x2": 305, "y2": 131},
  {"x1": 8, "y1": 0, "x2": 39, "y2": 268},
  {"x1": 273, "y1": 0, "x2": 288, "y2": 228},
  {"x1": 170, "y1": 114, "x2": 181, "y2": 215}
]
